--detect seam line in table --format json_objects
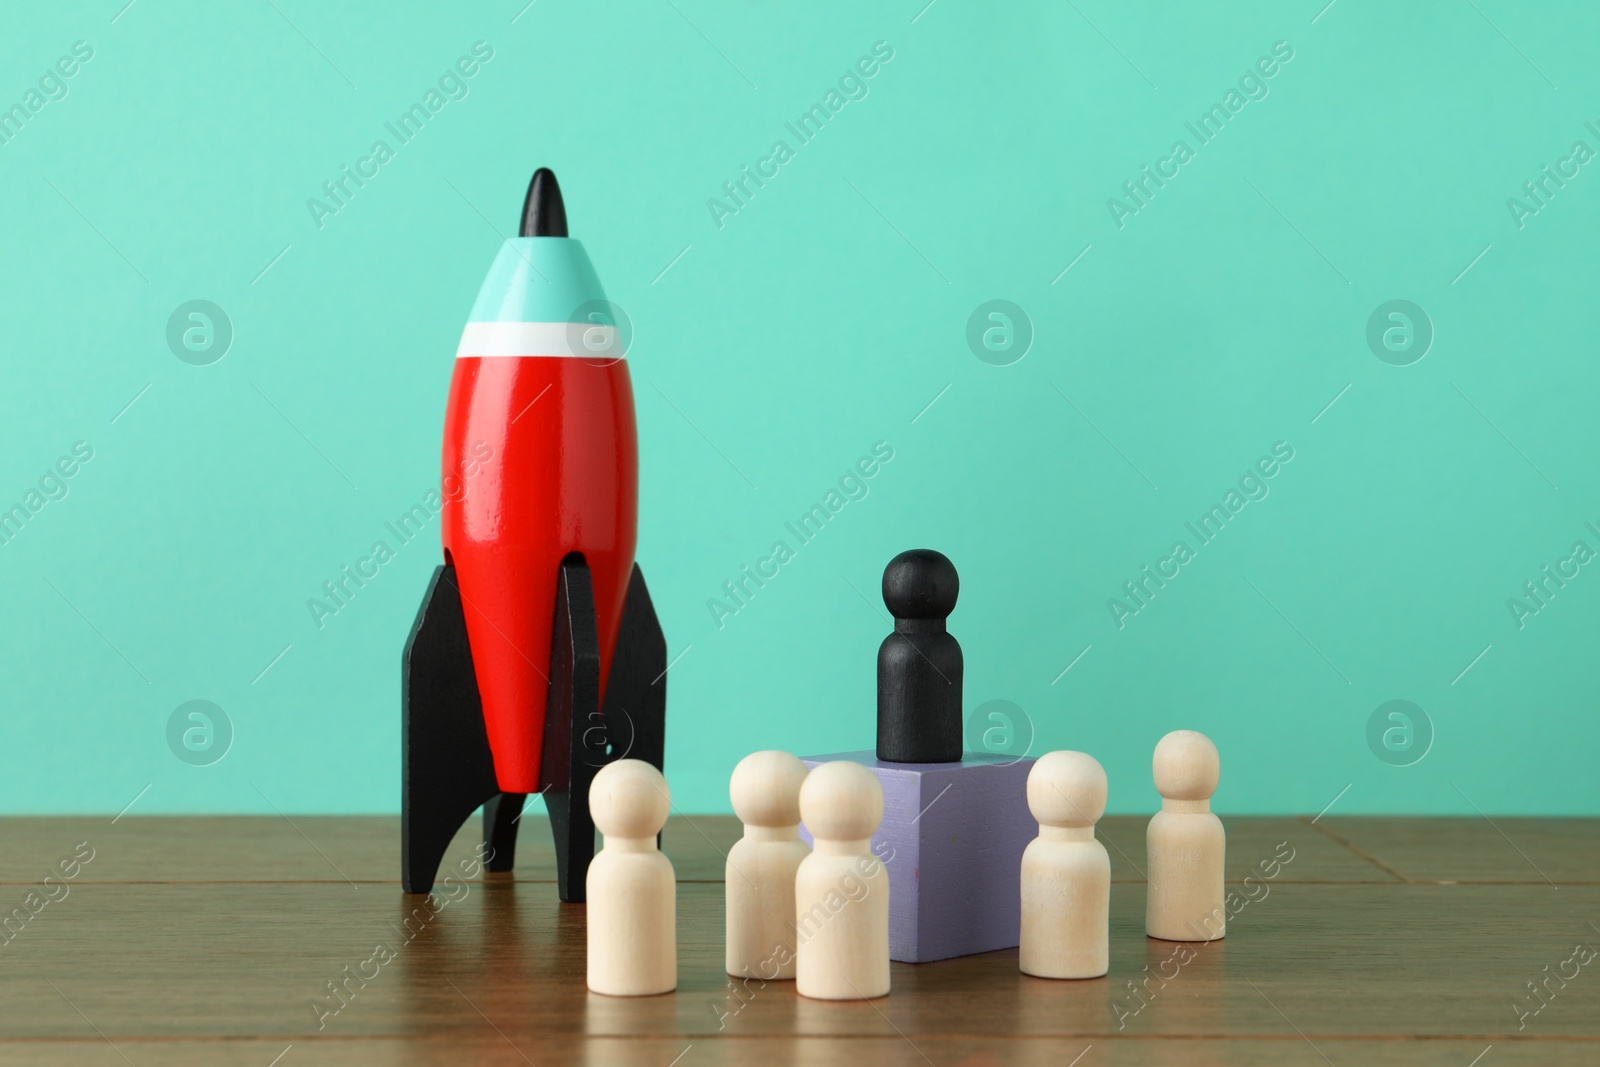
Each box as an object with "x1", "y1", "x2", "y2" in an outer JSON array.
[{"x1": 1300, "y1": 816, "x2": 1412, "y2": 883}]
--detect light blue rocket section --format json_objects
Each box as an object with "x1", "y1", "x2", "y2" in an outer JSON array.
[{"x1": 467, "y1": 237, "x2": 607, "y2": 324}]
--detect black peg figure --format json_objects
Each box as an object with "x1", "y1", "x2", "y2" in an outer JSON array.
[{"x1": 876, "y1": 549, "x2": 963, "y2": 763}]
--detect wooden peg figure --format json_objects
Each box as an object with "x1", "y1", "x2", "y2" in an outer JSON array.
[
  {"x1": 726, "y1": 751, "x2": 811, "y2": 979},
  {"x1": 877, "y1": 549, "x2": 963, "y2": 763},
  {"x1": 586, "y1": 759, "x2": 676, "y2": 995},
  {"x1": 795, "y1": 761, "x2": 889, "y2": 1000},
  {"x1": 1020, "y1": 751, "x2": 1110, "y2": 979},
  {"x1": 1146, "y1": 730, "x2": 1226, "y2": 942}
]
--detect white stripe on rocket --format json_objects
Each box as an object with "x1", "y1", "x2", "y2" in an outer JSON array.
[{"x1": 456, "y1": 321, "x2": 623, "y2": 359}]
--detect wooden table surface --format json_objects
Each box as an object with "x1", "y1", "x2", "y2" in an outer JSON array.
[{"x1": 0, "y1": 814, "x2": 1595, "y2": 1065}]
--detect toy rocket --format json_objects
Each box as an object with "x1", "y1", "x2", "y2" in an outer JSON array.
[{"x1": 402, "y1": 168, "x2": 666, "y2": 901}]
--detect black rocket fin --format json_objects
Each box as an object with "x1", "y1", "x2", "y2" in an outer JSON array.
[
  {"x1": 601, "y1": 564, "x2": 668, "y2": 777},
  {"x1": 482, "y1": 792, "x2": 526, "y2": 873},
  {"x1": 540, "y1": 556, "x2": 606, "y2": 902},
  {"x1": 401, "y1": 564, "x2": 503, "y2": 894}
]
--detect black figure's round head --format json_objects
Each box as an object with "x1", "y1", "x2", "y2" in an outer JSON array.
[{"x1": 881, "y1": 549, "x2": 959, "y2": 620}]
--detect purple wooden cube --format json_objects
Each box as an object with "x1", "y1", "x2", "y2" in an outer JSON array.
[{"x1": 799, "y1": 751, "x2": 1036, "y2": 963}]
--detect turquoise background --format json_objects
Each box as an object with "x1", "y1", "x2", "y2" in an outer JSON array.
[{"x1": 2, "y1": 1, "x2": 1596, "y2": 817}]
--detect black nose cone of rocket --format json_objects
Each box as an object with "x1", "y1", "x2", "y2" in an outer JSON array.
[{"x1": 520, "y1": 168, "x2": 568, "y2": 238}]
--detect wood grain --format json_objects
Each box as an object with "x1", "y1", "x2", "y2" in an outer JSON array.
[
  {"x1": 0, "y1": 813, "x2": 739, "y2": 884},
  {"x1": 1, "y1": 1037, "x2": 1594, "y2": 1067},
  {"x1": 1318, "y1": 816, "x2": 1600, "y2": 884},
  {"x1": 0, "y1": 814, "x2": 1401, "y2": 885},
  {"x1": 0, "y1": 816, "x2": 1594, "y2": 1065},
  {"x1": 5, "y1": 1038, "x2": 1600, "y2": 1067}
]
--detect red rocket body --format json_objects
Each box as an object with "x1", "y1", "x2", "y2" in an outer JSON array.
[{"x1": 440, "y1": 242, "x2": 637, "y2": 794}]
